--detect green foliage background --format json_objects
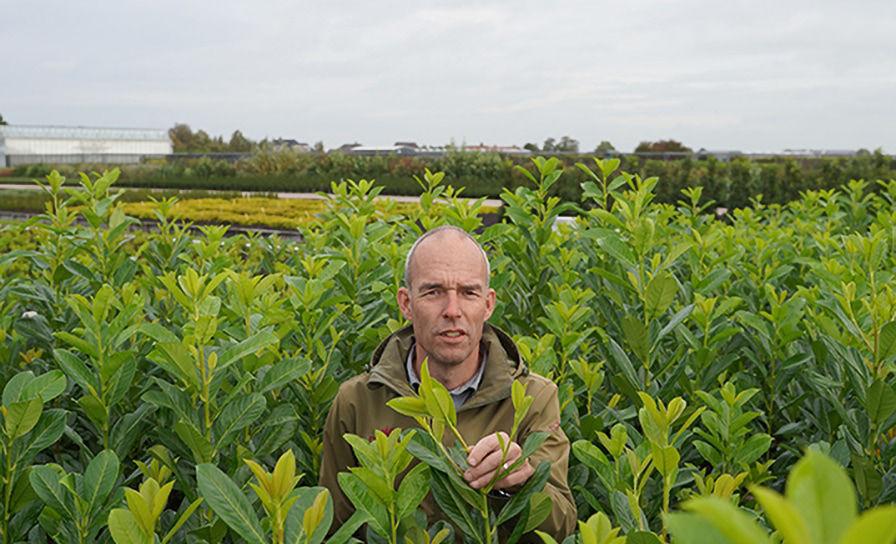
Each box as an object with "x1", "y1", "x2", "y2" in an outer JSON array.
[
  {"x1": 7, "y1": 148, "x2": 895, "y2": 208},
  {"x1": 0, "y1": 161, "x2": 895, "y2": 542}
]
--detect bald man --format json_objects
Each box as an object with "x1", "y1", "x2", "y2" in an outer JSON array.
[{"x1": 319, "y1": 226, "x2": 576, "y2": 541}]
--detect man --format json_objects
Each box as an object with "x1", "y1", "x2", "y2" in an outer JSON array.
[{"x1": 319, "y1": 225, "x2": 576, "y2": 540}]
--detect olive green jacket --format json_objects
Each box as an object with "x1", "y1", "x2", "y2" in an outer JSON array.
[{"x1": 319, "y1": 324, "x2": 577, "y2": 541}]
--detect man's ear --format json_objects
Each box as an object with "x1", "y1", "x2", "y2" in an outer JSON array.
[
  {"x1": 484, "y1": 288, "x2": 496, "y2": 320},
  {"x1": 397, "y1": 287, "x2": 413, "y2": 321}
]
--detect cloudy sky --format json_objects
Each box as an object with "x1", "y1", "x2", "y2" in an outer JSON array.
[{"x1": 3, "y1": 0, "x2": 894, "y2": 152}]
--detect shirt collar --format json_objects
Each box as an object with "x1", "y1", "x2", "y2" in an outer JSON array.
[{"x1": 406, "y1": 341, "x2": 487, "y2": 407}]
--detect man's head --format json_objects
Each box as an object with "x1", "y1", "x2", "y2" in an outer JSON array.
[{"x1": 397, "y1": 226, "x2": 496, "y2": 369}]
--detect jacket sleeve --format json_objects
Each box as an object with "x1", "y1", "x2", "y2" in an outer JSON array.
[
  {"x1": 520, "y1": 378, "x2": 577, "y2": 541},
  {"x1": 318, "y1": 384, "x2": 357, "y2": 530}
]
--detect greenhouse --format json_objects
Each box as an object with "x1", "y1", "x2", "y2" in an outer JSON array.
[{"x1": 0, "y1": 124, "x2": 171, "y2": 166}]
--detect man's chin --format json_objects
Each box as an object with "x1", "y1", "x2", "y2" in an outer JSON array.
[{"x1": 427, "y1": 349, "x2": 470, "y2": 368}]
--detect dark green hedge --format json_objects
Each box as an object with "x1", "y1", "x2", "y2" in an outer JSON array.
[{"x1": 10, "y1": 150, "x2": 895, "y2": 208}]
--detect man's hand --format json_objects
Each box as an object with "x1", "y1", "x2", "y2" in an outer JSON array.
[{"x1": 464, "y1": 432, "x2": 534, "y2": 490}]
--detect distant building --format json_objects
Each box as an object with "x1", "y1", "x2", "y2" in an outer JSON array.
[
  {"x1": 0, "y1": 124, "x2": 172, "y2": 167},
  {"x1": 336, "y1": 143, "x2": 419, "y2": 156},
  {"x1": 271, "y1": 138, "x2": 311, "y2": 152},
  {"x1": 696, "y1": 148, "x2": 744, "y2": 161},
  {"x1": 462, "y1": 143, "x2": 530, "y2": 155},
  {"x1": 780, "y1": 149, "x2": 858, "y2": 158}
]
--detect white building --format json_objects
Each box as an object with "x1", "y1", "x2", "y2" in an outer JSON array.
[{"x1": 0, "y1": 125, "x2": 172, "y2": 166}]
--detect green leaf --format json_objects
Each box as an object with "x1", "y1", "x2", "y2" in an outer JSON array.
[
  {"x1": 326, "y1": 510, "x2": 369, "y2": 544},
  {"x1": 584, "y1": 228, "x2": 637, "y2": 269},
  {"x1": 160, "y1": 497, "x2": 204, "y2": 544},
  {"x1": 787, "y1": 450, "x2": 856, "y2": 544},
  {"x1": 21, "y1": 370, "x2": 67, "y2": 403},
  {"x1": 406, "y1": 432, "x2": 456, "y2": 476},
  {"x1": 751, "y1": 486, "x2": 811, "y2": 544},
  {"x1": 386, "y1": 396, "x2": 429, "y2": 419},
  {"x1": 257, "y1": 358, "x2": 311, "y2": 393},
  {"x1": 838, "y1": 506, "x2": 896, "y2": 544},
  {"x1": 138, "y1": 322, "x2": 180, "y2": 344},
  {"x1": 5, "y1": 398, "x2": 43, "y2": 439},
  {"x1": 621, "y1": 315, "x2": 649, "y2": 363},
  {"x1": 734, "y1": 433, "x2": 772, "y2": 466},
  {"x1": 683, "y1": 496, "x2": 772, "y2": 544},
  {"x1": 54, "y1": 349, "x2": 98, "y2": 393},
  {"x1": 108, "y1": 509, "x2": 152, "y2": 544},
  {"x1": 645, "y1": 271, "x2": 678, "y2": 319},
  {"x1": 337, "y1": 472, "x2": 390, "y2": 538},
  {"x1": 54, "y1": 331, "x2": 99, "y2": 359},
  {"x1": 605, "y1": 337, "x2": 640, "y2": 393},
  {"x1": 174, "y1": 421, "x2": 213, "y2": 463},
  {"x1": 196, "y1": 463, "x2": 267, "y2": 544},
  {"x1": 865, "y1": 379, "x2": 896, "y2": 427},
  {"x1": 20, "y1": 409, "x2": 66, "y2": 461},
  {"x1": 879, "y1": 321, "x2": 896, "y2": 361},
  {"x1": 29, "y1": 464, "x2": 73, "y2": 517},
  {"x1": 216, "y1": 327, "x2": 279, "y2": 372},
  {"x1": 82, "y1": 450, "x2": 119, "y2": 510},
  {"x1": 665, "y1": 512, "x2": 735, "y2": 544},
  {"x1": 78, "y1": 394, "x2": 108, "y2": 427},
  {"x1": 428, "y1": 469, "x2": 479, "y2": 540},
  {"x1": 285, "y1": 487, "x2": 333, "y2": 544},
  {"x1": 348, "y1": 466, "x2": 393, "y2": 504},
  {"x1": 214, "y1": 393, "x2": 266, "y2": 448},
  {"x1": 523, "y1": 491, "x2": 553, "y2": 534},
  {"x1": 495, "y1": 461, "x2": 551, "y2": 526},
  {"x1": 2, "y1": 371, "x2": 35, "y2": 405},
  {"x1": 396, "y1": 463, "x2": 430, "y2": 521},
  {"x1": 650, "y1": 445, "x2": 680, "y2": 478},
  {"x1": 627, "y1": 532, "x2": 661, "y2": 544}
]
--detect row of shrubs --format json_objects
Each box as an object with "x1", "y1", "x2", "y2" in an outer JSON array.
[{"x1": 10, "y1": 149, "x2": 895, "y2": 208}]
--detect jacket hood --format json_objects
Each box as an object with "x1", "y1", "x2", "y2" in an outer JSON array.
[{"x1": 365, "y1": 323, "x2": 528, "y2": 412}]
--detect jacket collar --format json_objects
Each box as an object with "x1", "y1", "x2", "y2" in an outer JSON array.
[{"x1": 366, "y1": 323, "x2": 528, "y2": 413}]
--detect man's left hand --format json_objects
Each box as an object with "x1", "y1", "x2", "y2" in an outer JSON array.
[{"x1": 463, "y1": 432, "x2": 534, "y2": 490}]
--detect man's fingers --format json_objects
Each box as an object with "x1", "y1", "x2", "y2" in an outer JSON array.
[
  {"x1": 466, "y1": 431, "x2": 510, "y2": 466},
  {"x1": 493, "y1": 460, "x2": 535, "y2": 490},
  {"x1": 464, "y1": 447, "x2": 522, "y2": 487}
]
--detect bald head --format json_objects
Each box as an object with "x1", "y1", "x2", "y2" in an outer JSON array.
[{"x1": 403, "y1": 226, "x2": 491, "y2": 289}]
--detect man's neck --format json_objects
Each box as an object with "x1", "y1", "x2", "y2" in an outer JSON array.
[{"x1": 413, "y1": 344, "x2": 481, "y2": 390}]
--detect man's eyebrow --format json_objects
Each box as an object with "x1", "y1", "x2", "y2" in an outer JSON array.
[
  {"x1": 416, "y1": 282, "x2": 483, "y2": 292},
  {"x1": 416, "y1": 282, "x2": 445, "y2": 291}
]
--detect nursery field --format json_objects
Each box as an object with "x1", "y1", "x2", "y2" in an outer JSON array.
[{"x1": 0, "y1": 160, "x2": 895, "y2": 543}]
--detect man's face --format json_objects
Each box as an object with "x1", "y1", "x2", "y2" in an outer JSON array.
[{"x1": 397, "y1": 233, "x2": 496, "y2": 369}]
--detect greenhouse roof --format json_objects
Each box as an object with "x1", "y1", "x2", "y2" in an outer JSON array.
[{"x1": 0, "y1": 124, "x2": 169, "y2": 141}]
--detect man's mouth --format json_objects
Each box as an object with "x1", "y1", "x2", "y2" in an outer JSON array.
[{"x1": 439, "y1": 329, "x2": 466, "y2": 338}]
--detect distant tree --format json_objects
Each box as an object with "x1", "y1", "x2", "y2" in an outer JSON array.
[
  {"x1": 635, "y1": 139, "x2": 692, "y2": 153},
  {"x1": 169, "y1": 123, "x2": 195, "y2": 152},
  {"x1": 313, "y1": 141, "x2": 325, "y2": 153},
  {"x1": 542, "y1": 137, "x2": 556, "y2": 152},
  {"x1": 523, "y1": 142, "x2": 540, "y2": 153},
  {"x1": 0, "y1": 113, "x2": 7, "y2": 125},
  {"x1": 192, "y1": 130, "x2": 213, "y2": 152},
  {"x1": 556, "y1": 136, "x2": 579, "y2": 153},
  {"x1": 228, "y1": 130, "x2": 253, "y2": 152},
  {"x1": 595, "y1": 140, "x2": 615, "y2": 154}
]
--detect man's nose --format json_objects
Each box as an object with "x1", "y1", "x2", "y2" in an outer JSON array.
[{"x1": 442, "y1": 290, "x2": 462, "y2": 318}]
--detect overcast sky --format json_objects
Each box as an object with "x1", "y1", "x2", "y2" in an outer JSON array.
[{"x1": 2, "y1": 0, "x2": 894, "y2": 152}]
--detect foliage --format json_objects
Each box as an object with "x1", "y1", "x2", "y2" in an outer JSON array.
[
  {"x1": 1, "y1": 163, "x2": 895, "y2": 542},
  {"x1": 7, "y1": 150, "x2": 894, "y2": 208}
]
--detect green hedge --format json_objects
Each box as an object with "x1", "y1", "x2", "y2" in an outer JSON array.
[{"x1": 11, "y1": 150, "x2": 895, "y2": 208}]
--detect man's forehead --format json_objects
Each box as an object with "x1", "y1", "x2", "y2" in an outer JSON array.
[
  {"x1": 412, "y1": 232, "x2": 485, "y2": 266},
  {"x1": 409, "y1": 234, "x2": 488, "y2": 282}
]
